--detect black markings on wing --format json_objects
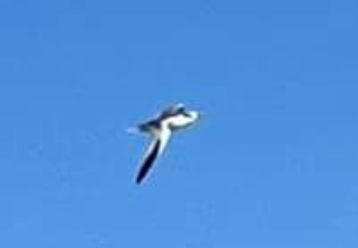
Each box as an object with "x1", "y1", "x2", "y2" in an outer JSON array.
[
  {"x1": 136, "y1": 139, "x2": 161, "y2": 184},
  {"x1": 159, "y1": 104, "x2": 185, "y2": 119}
]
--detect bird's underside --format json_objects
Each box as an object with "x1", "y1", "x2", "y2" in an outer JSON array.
[{"x1": 132, "y1": 103, "x2": 200, "y2": 185}]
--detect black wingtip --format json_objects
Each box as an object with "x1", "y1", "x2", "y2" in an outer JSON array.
[
  {"x1": 135, "y1": 172, "x2": 145, "y2": 185},
  {"x1": 135, "y1": 140, "x2": 161, "y2": 185},
  {"x1": 136, "y1": 177, "x2": 144, "y2": 185},
  {"x1": 135, "y1": 169, "x2": 145, "y2": 185}
]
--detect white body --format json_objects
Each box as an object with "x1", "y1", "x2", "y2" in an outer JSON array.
[{"x1": 132, "y1": 103, "x2": 201, "y2": 184}]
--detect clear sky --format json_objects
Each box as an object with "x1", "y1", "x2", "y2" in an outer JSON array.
[{"x1": 0, "y1": 0, "x2": 357, "y2": 247}]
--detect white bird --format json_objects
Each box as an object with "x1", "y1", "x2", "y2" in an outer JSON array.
[{"x1": 130, "y1": 103, "x2": 201, "y2": 184}]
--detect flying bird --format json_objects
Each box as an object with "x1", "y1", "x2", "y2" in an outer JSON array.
[{"x1": 129, "y1": 103, "x2": 201, "y2": 184}]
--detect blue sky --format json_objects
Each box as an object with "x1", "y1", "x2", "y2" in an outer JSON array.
[{"x1": 1, "y1": 0, "x2": 357, "y2": 247}]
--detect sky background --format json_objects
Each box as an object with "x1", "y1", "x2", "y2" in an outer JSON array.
[{"x1": 0, "y1": 0, "x2": 358, "y2": 247}]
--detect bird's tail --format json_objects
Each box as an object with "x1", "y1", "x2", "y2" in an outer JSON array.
[
  {"x1": 126, "y1": 126, "x2": 141, "y2": 134},
  {"x1": 127, "y1": 122, "x2": 153, "y2": 135}
]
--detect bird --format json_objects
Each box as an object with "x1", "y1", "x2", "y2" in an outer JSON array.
[{"x1": 129, "y1": 103, "x2": 201, "y2": 184}]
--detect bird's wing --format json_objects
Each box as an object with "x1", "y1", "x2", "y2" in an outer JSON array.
[
  {"x1": 159, "y1": 103, "x2": 185, "y2": 119},
  {"x1": 135, "y1": 126, "x2": 171, "y2": 184}
]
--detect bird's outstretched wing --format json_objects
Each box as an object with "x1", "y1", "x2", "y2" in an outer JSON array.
[
  {"x1": 159, "y1": 103, "x2": 185, "y2": 119},
  {"x1": 135, "y1": 126, "x2": 171, "y2": 184}
]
